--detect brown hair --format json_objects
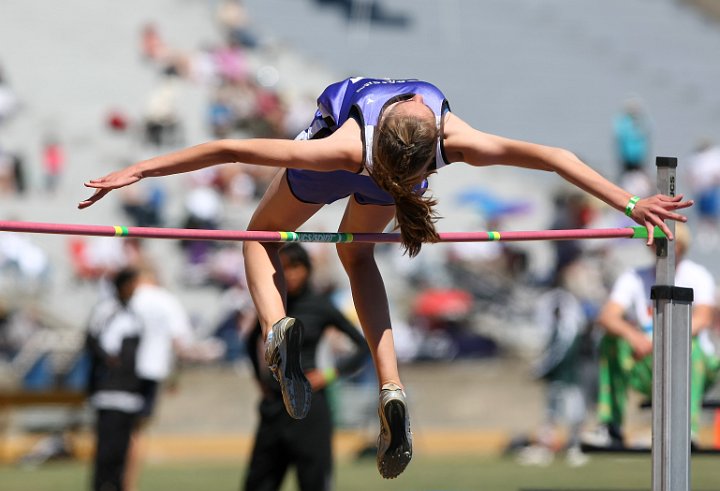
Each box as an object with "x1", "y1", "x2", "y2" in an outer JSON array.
[{"x1": 371, "y1": 110, "x2": 440, "y2": 257}]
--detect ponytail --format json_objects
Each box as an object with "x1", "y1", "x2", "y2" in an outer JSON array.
[{"x1": 372, "y1": 111, "x2": 440, "y2": 257}]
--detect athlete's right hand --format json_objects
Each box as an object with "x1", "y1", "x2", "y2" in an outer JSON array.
[{"x1": 78, "y1": 167, "x2": 143, "y2": 209}]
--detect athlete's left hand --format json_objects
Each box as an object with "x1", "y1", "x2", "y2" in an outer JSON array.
[{"x1": 629, "y1": 194, "x2": 693, "y2": 245}]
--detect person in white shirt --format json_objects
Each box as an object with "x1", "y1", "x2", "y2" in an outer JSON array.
[
  {"x1": 584, "y1": 223, "x2": 719, "y2": 448},
  {"x1": 124, "y1": 267, "x2": 221, "y2": 491},
  {"x1": 132, "y1": 275, "x2": 194, "y2": 385},
  {"x1": 688, "y1": 139, "x2": 720, "y2": 228}
]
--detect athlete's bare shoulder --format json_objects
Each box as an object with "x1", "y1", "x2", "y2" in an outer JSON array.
[
  {"x1": 441, "y1": 113, "x2": 478, "y2": 163},
  {"x1": 312, "y1": 118, "x2": 363, "y2": 171},
  {"x1": 318, "y1": 118, "x2": 363, "y2": 172},
  {"x1": 331, "y1": 117, "x2": 362, "y2": 139}
]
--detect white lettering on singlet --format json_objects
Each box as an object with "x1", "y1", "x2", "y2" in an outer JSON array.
[{"x1": 355, "y1": 78, "x2": 416, "y2": 93}]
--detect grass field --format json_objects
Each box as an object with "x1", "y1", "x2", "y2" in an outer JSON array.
[{"x1": 1, "y1": 454, "x2": 719, "y2": 491}]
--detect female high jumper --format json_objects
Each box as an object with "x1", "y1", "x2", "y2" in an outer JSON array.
[{"x1": 80, "y1": 77, "x2": 691, "y2": 479}]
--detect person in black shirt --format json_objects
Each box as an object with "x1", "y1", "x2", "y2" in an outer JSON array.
[
  {"x1": 86, "y1": 268, "x2": 145, "y2": 491},
  {"x1": 243, "y1": 243, "x2": 369, "y2": 491}
]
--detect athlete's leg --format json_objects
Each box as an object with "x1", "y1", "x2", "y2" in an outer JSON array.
[
  {"x1": 244, "y1": 169, "x2": 323, "y2": 419},
  {"x1": 335, "y1": 198, "x2": 411, "y2": 479},
  {"x1": 243, "y1": 170, "x2": 323, "y2": 336},
  {"x1": 334, "y1": 198, "x2": 399, "y2": 388}
]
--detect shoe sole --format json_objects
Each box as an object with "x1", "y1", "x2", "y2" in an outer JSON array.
[
  {"x1": 271, "y1": 319, "x2": 311, "y2": 419},
  {"x1": 377, "y1": 397, "x2": 412, "y2": 479}
]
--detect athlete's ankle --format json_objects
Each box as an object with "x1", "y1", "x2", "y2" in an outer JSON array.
[{"x1": 380, "y1": 381, "x2": 403, "y2": 392}]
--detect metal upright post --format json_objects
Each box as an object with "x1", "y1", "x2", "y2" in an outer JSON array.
[
  {"x1": 651, "y1": 156, "x2": 692, "y2": 491},
  {"x1": 654, "y1": 157, "x2": 677, "y2": 287}
]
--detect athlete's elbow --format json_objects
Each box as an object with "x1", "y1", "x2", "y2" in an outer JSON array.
[
  {"x1": 213, "y1": 139, "x2": 247, "y2": 163},
  {"x1": 544, "y1": 147, "x2": 581, "y2": 173}
]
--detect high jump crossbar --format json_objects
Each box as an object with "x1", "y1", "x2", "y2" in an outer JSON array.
[{"x1": 0, "y1": 221, "x2": 665, "y2": 243}]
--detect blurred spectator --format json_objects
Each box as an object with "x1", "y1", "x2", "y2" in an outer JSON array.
[
  {"x1": 68, "y1": 236, "x2": 147, "y2": 284},
  {"x1": 143, "y1": 69, "x2": 183, "y2": 148},
  {"x1": 0, "y1": 146, "x2": 25, "y2": 195},
  {"x1": 0, "y1": 64, "x2": 20, "y2": 126},
  {"x1": 582, "y1": 224, "x2": 719, "y2": 449},
  {"x1": 688, "y1": 138, "x2": 720, "y2": 230},
  {"x1": 409, "y1": 287, "x2": 497, "y2": 361},
  {"x1": 208, "y1": 86, "x2": 236, "y2": 138},
  {"x1": 252, "y1": 85, "x2": 286, "y2": 138},
  {"x1": 212, "y1": 281, "x2": 254, "y2": 363},
  {"x1": 42, "y1": 134, "x2": 65, "y2": 193},
  {"x1": 183, "y1": 45, "x2": 218, "y2": 85},
  {"x1": 548, "y1": 191, "x2": 596, "y2": 283},
  {"x1": 516, "y1": 256, "x2": 590, "y2": 467},
  {"x1": 179, "y1": 184, "x2": 224, "y2": 282},
  {"x1": 226, "y1": 80, "x2": 259, "y2": 129},
  {"x1": 0, "y1": 301, "x2": 9, "y2": 358},
  {"x1": 444, "y1": 240, "x2": 523, "y2": 297},
  {"x1": 139, "y1": 22, "x2": 168, "y2": 63},
  {"x1": 613, "y1": 99, "x2": 652, "y2": 196},
  {"x1": 283, "y1": 92, "x2": 321, "y2": 139},
  {"x1": 124, "y1": 266, "x2": 223, "y2": 491},
  {"x1": 120, "y1": 181, "x2": 166, "y2": 227},
  {"x1": 12, "y1": 152, "x2": 26, "y2": 194},
  {"x1": 205, "y1": 244, "x2": 247, "y2": 290},
  {"x1": 216, "y1": 0, "x2": 258, "y2": 48},
  {"x1": 614, "y1": 98, "x2": 651, "y2": 173},
  {"x1": 214, "y1": 163, "x2": 257, "y2": 204},
  {"x1": 243, "y1": 243, "x2": 369, "y2": 491},
  {"x1": 86, "y1": 268, "x2": 145, "y2": 491},
  {"x1": 618, "y1": 165, "x2": 653, "y2": 198},
  {"x1": 312, "y1": 0, "x2": 410, "y2": 26},
  {"x1": 205, "y1": 78, "x2": 292, "y2": 141},
  {"x1": 0, "y1": 232, "x2": 50, "y2": 292},
  {"x1": 213, "y1": 42, "x2": 249, "y2": 84},
  {"x1": 0, "y1": 304, "x2": 47, "y2": 364},
  {"x1": 0, "y1": 148, "x2": 15, "y2": 193},
  {"x1": 450, "y1": 189, "x2": 532, "y2": 287}
]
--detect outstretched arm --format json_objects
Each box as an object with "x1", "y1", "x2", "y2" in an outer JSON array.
[
  {"x1": 442, "y1": 114, "x2": 692, "y2": 244},
  {"x1": 79, "y1": 128, "x2": 362, "y2": 209}
]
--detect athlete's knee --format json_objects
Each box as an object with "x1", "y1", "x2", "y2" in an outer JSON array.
[
  {"x1": 243, "y1": 240, "x2": 282, "y2": 257},
  {"x1": 336, "y1": 243, "x2": 376, "y2": 271}
]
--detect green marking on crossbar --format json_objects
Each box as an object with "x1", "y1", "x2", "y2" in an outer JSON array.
[
  {"x1": 278, "y1": 232, "x2": 354, "y2": 243},
  {"x1": 631, "y1": 226, "x2": 667, "y2": 239},
  {"x1": 293, "y1": 232, "x2": 354, "y2": 243}
]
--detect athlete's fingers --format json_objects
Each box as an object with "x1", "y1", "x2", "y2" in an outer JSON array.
[
  {"x1": 84, "y1": 180, "x2": 113, "y2": 189},
  {"x1": 655, "y1": 194, "x2": 693, "y2": 211},
  {"x1": 657, "y1": 209, "x2": 688, "y2": 223},
  {"x1": 671, "y1": 199, "x2": 694, "y2": 210},
  {"x1": 652, "y1": 214, "x2": 675, "y2": 243},
  {"x1": 657, "y1": 193, "x2": 683, "y2": 202},
  {"x1": 84, "y1": 174, "x2": 139, "y2": 190},
  {"x1": 645, "y1": 221, "x2": 655, "y2": 246},
  {"x1": 78, "y1": 189, "x2": 110, "y2": 209},
  {"x1": 649, "y1": 201, "x2": 688, "y2": 222}
]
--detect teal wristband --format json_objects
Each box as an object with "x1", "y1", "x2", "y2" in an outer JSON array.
[{"x1": 625, "y1": 196, "x2": 640, "y2": 217}]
